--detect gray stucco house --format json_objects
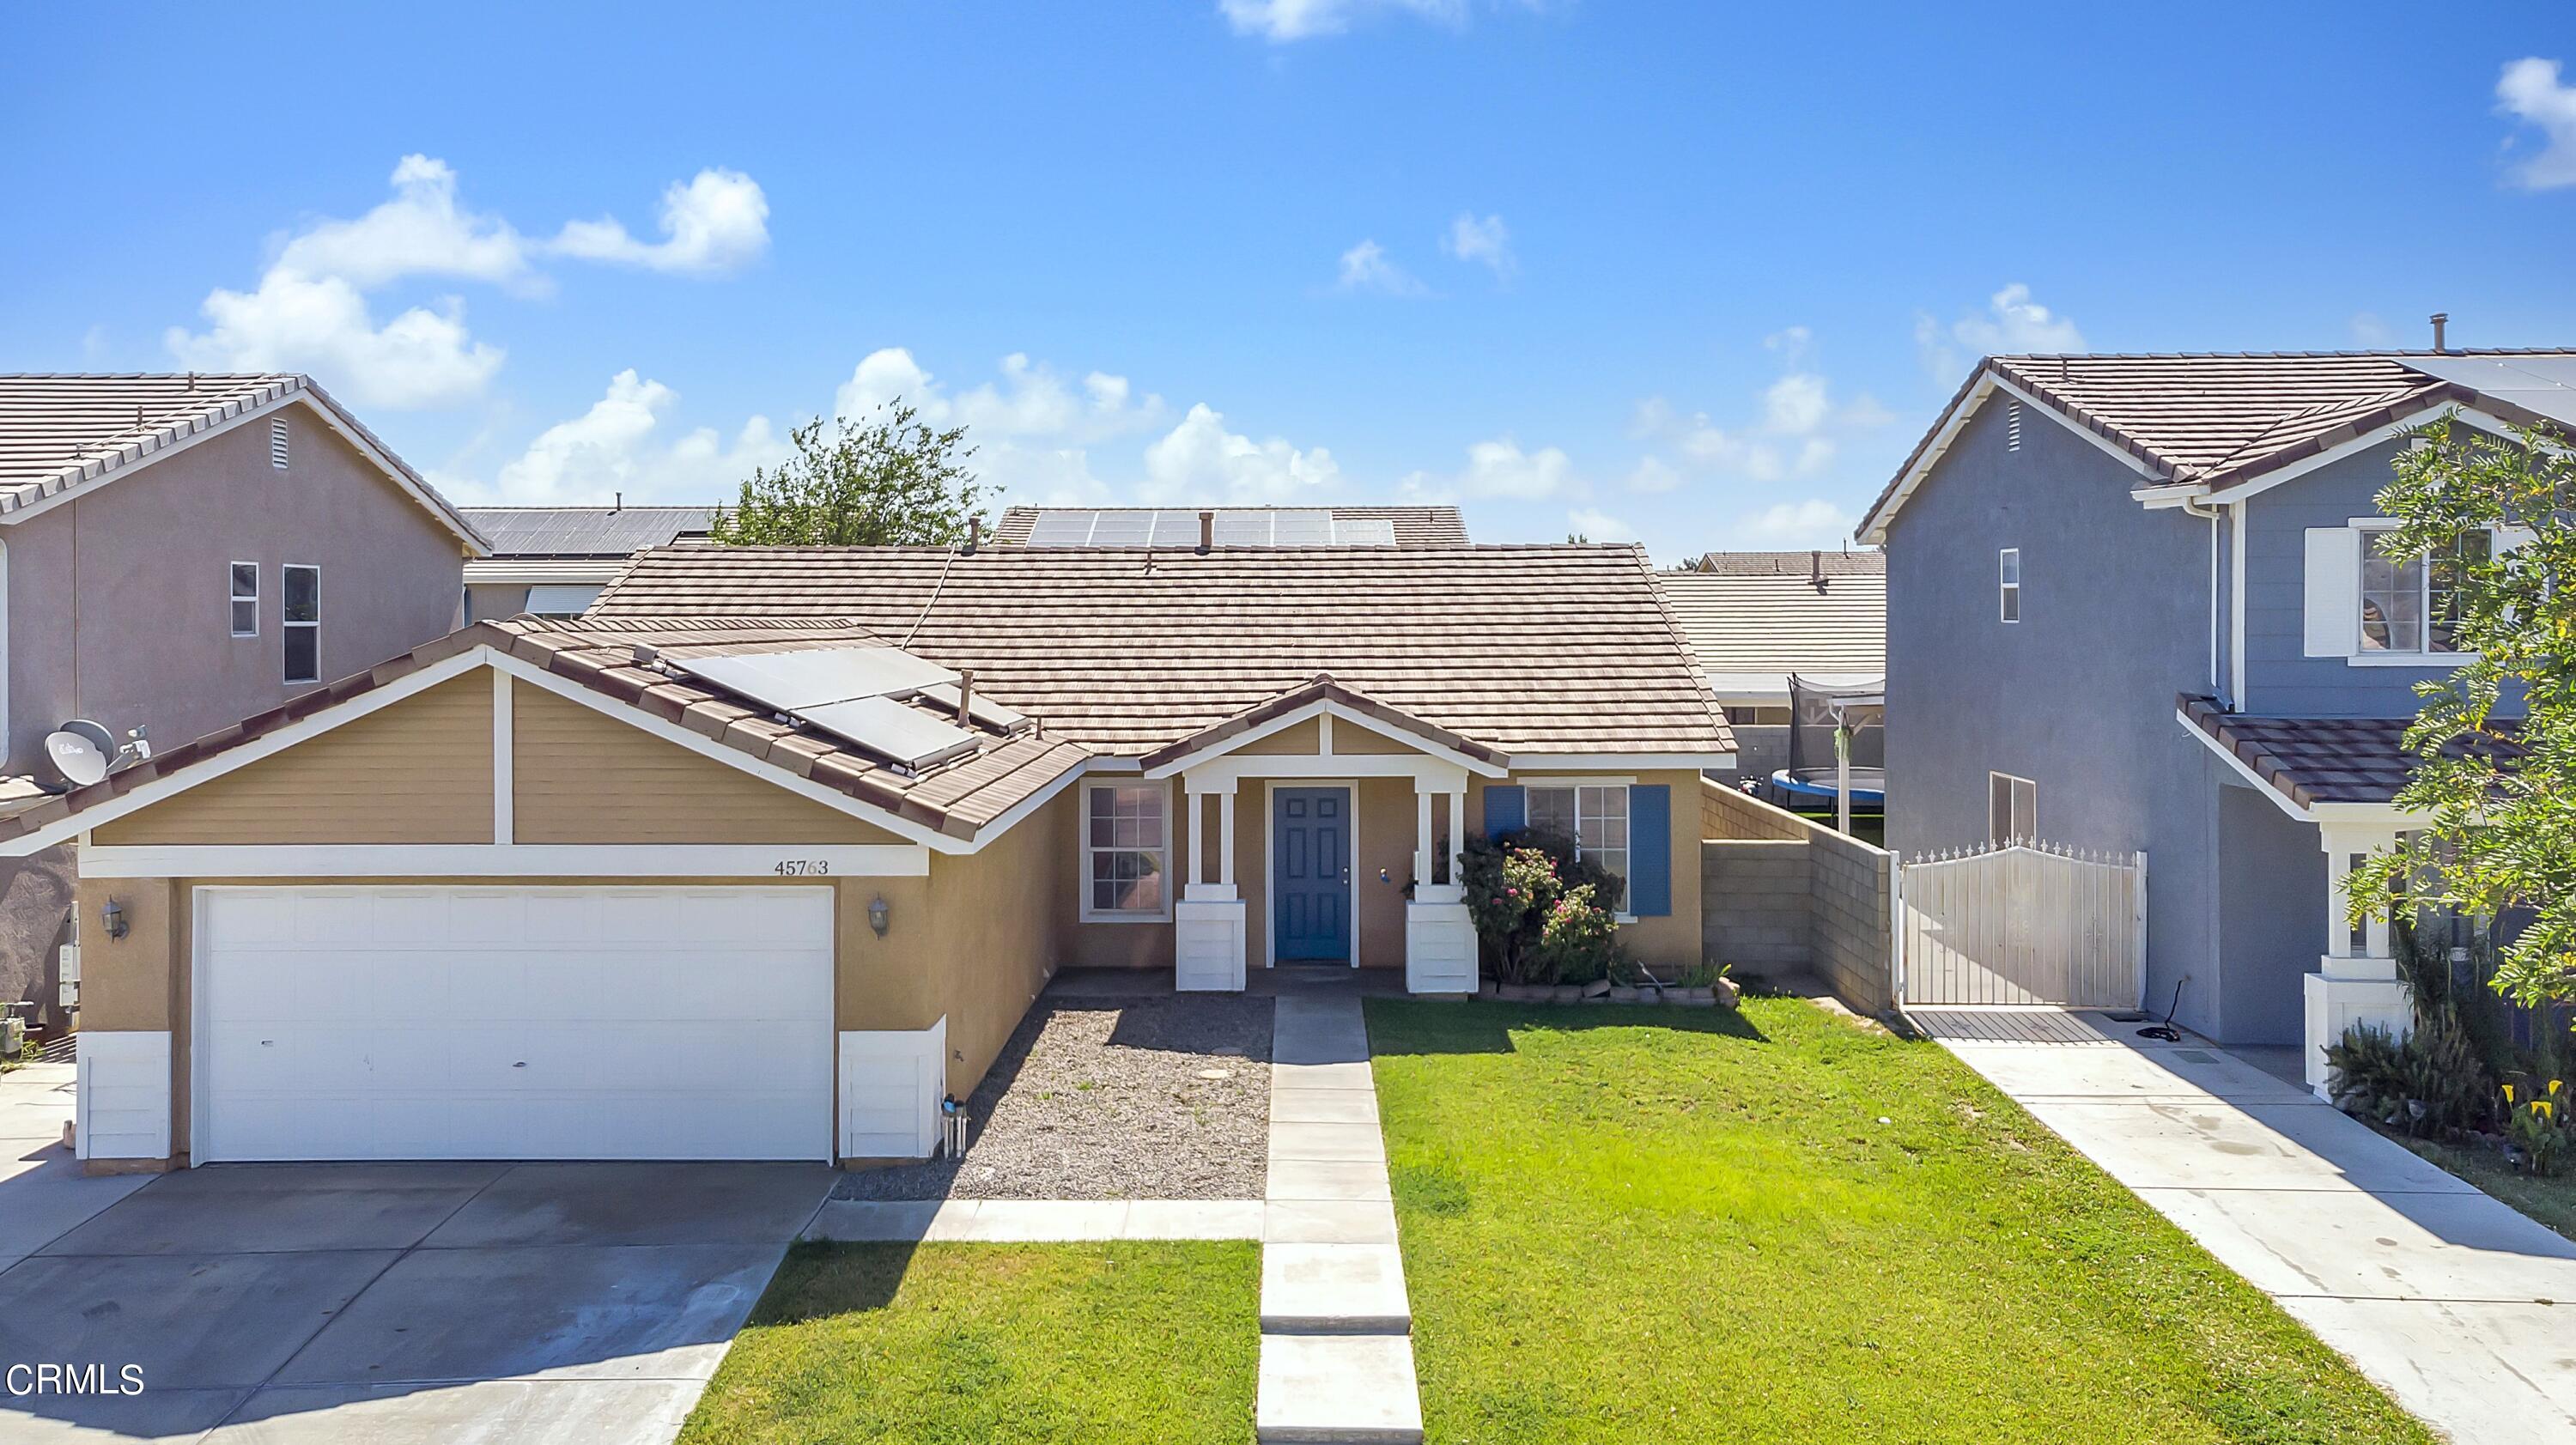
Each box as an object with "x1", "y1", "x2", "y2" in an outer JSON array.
[
  {"x1": 461, "y1": 505, "x2": 714, "y2": 622},
  {"x1": 0, "y1": 373, "x2": 483, "y2": 1028},
  {"x1": 1863, "y1": 350, "x2": 2550, "y2": 1090}
]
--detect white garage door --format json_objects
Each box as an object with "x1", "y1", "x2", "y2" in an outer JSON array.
[{"x1": 197, "y1": 886, "x2": 834, "y2": 1163}]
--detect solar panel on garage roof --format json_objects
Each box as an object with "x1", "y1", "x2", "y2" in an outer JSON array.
[
  {"x1": 919, "y1": 681, "x2": 1029, "y2": 731},
  {"x1": 797, "y1": 695, "x2": 981, "y2": 768},
  {"x1": 673, "y1": 645, "x2": 978, "y2": 768}
]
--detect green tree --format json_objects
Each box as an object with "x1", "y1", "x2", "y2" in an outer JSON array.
[
  {"x1": 707, "y1": 400, "x2": 991, "y2": 546},
  {"x1": 2346, "y1": 415, "x2": 2572, "y2": 1008}
]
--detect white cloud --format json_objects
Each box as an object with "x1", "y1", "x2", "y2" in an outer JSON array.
[
  {"x1": 835, "y1": 348, "x2": 1164, "y2": 442},
  {"x1": 167, "y1": 155, "x2": 768, "y2": 408},
  {"x1": 2498, "y1": 58, "x2": 2576, "y2": 189},
  {"x1": 167, "y1": 271, "x2": 503, "y2": 410},
  {"x1": 1917, "y1": 283, "x2": 2086, "y2": 381},
  {"x1": 1442, "y1": 212, "x2": 1516, "y2": 279},
  {"x1": 1141, "y1": 404, "x2": 1341, "y2": 503},
  {"x1": 1625, "y1": 455, "x2": 1682, "y2": 493},
  {"x1": 1220, "y1": 0, "x2": 1468, "y2": 41},
  {"x1": 1733, "y1": 499, "x2": 1859, "y2": 549},
  {"x1": 1334, "y1": 239, "x2": 1427, "y2": 296},
  {"x1": 551, "y1": 168, "x2": 771, "y2": 274},
  {"x1": 1398, "y1": 436, "x2": 1579, "y2": 501},
  {"x1": 1565, "y1": 507, "x2": 1634, "y2": 543},
  {"x1": 438, "y1": 368, "x2": 788, "y2": 506}
]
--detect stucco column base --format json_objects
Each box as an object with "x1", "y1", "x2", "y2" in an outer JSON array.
[
  {"x1": 1177, "y1": 899, "x2": 1248, "y2": 992},
  {"x1": 2305, "y1": 958, "x2": 2409, "y2": 1101},
  {"x1": 1404, "y1": 901, "x2": 1477, "y2": 994}
]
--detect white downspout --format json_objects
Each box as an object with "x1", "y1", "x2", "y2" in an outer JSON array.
[{"x1": 2181, "y1": 497, "x2": 2223, "y2": 702}]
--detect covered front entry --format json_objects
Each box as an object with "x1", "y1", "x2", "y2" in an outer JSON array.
[
  {"x1": 1272, "y1": 785, "x2": 1353, "y2": 962},
  {"x1": 194, "y1": 884, "x2": 835, "y2": 1163}
]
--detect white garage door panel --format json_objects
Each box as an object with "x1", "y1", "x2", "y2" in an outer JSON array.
[{"x1": 198, "y1": 886, "x2": 833, "y2": 1163}]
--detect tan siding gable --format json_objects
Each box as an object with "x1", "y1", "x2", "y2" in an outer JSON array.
[
  {"x1": 94, "y1": 673, "x2": 495, "y2": 845},
  {"x1": 1331, "y1": 719, "x2": 1416, "y2": 755},
  {"x1": 1236, "y1": 718, "x2": 1321, "y2": 755},
  {"x1": 510, "y1": 682, "x2": 904, "y2": 846}
]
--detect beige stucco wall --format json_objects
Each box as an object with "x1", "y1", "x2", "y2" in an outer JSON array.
[
  {"x1": 510, "y1": 681, "x2": 905, "y2": 846},
  {"x1": 1467, "y1": 767, "x2": 1705, "y2": 972},
  {"x1": 92, "y1": 673, "x2": 495, "y2": 846}
]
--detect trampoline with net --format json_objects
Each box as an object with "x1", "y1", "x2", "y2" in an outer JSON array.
[{"x1": 1769, "y1": 671, "x2": 1886, "y2": 809}]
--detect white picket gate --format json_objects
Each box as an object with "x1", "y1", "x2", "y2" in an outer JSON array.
[{"x1": 1895, "y1": 841, "x2": 2145, "y2": 1010}]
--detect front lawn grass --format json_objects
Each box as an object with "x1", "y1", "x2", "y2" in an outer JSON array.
[
  {"x1": 1368, "y1": 996, "x2": 2435, "y2": 1445},
  {"x1": 677, "y1": 1241, "x2": 1257, "y2": 1445}
]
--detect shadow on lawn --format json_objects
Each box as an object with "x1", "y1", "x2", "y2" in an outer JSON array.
[
  {"x1": 750, "y1": 1239, "x2": 920, "y2": 1324},
  {"x1": 1363, "y1": 997, "x2": 1770, "y2": 1055}
]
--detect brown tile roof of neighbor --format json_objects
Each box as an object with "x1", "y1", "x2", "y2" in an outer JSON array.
[
  {"x1": 0, "y1": 617, "x2": 1091, "y2": 849},
  {"x1": 461, "y1": 506, "x2": 715, "y2": 557},
  {"x1": 1140, "y1": 676, "x2": 1510, "y2": 772},
  {"x1": 1864, "y1": 349, "x2": 2576, "y2": 542},
  {"x1": 994, "y1": 504, "x2": 1469, "y2": 547},
  {"x1": 2178, "y1": 695, "x2": 2522, "y2": 811},
  {"x1": 1659, "y1": 552, "x2": 1886, "y2": 678},
  {"x1": 591, "y1": 543, "x2": 1733, "y2": 759},
  {"x1": 0, "y1": 373, "x2": 487, "y2": 549}
]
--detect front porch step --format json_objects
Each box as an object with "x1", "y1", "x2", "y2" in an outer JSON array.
[
  {"x1": 1261, "y1": 1242, "x2": 1412, "y2": 1333},
  {"x1": 1255, "y1": 1333, "x2": 1425, "y2": 1444}
]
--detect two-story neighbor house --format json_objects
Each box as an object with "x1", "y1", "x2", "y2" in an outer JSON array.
[
  {"x1": 1864, "y1": 349, "x2": 2554, "y2": 1090},
  {"x1": 0, "y1": 373, "x2": 484, "y2": 1028}
]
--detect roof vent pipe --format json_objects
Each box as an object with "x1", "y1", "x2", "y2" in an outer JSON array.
[
  {"x1": 965, "y1": 517, "x2": 981, "y2": 555},
  {"x1": 2431, "y1": 313, "x2": 2450, "y2": 353},
  {"x1": 957, "y1": 668, "x2": 975, "y2": 726},
  {"x1": 1198, "y1": 509, "x2": 1214, "y2": 554}
]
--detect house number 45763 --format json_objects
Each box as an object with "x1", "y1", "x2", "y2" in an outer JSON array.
[{"x1": 772, "y1": 859, "x2": 830, "y2": 876}]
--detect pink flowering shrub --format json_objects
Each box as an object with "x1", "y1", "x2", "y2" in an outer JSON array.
[{"x1": 1461, "y1": 832, "x2": 1624, "y2": 985}]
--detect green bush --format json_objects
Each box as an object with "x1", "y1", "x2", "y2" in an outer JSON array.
[
  {"x1": 2327, "y1": 1021, "x2": 2500, "y2": 1137},
  {"x1": 1461, "y1": 832, "x2": 1625, "y2": 986}
]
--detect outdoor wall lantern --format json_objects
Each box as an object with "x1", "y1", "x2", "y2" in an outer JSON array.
[
  {"x1": 101, "y1": 897, "x2": 128, "y2": 941},
  {"x1": 868, "y1": 895, "x2": 890, "y2": 938}
]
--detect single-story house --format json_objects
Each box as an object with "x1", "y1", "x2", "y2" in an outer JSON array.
[
  {"x1": 1659, "y1": 549, "x2": 1885, "y2": 798},
  {"x1": 460, "y1": 504, "x2": 714, "y2": 622},
  {"x1": 8, "y1": 543, "x2": 1728, "y2": 1172}
]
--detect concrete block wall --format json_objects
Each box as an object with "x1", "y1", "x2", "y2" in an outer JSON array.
[{"x1": 1699, "y1": 780, "x2": 1895, "y2": 1017}]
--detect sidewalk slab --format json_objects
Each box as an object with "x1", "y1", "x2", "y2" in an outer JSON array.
[
  {"x1": 2014, "y1": 1098, "x2": 2476, "y2": 1194},
  {"x1": 1265, "y1": 1200, "x2": 1400, "y2": 1246},
  {"x1": 1270, "y1": 1120, "x2": 1389, "y2": 1163},
  {"x1": 1268, "y1": 1158, "x2": 1393, "y2": 1203},
  {"x1": 1273, "y1": 1061, "x2": 1377, "y2": 1092},
  {"x1": 1270, "y1": 1090, "x2": 1381, "y2": 1125},
  {"x1": 1255, "y1": 1333, "x2": 1424, "y2": 1444},
  {"x1": 2136, "y1": 1184, "x2": 2576, "y2": 1302},
  {"x1": 1261, "y1": 1243, "x2": 1411, "y2": 1333}
]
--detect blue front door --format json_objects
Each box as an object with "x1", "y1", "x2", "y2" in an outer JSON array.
[{"x1": 1273, "y1": 786, "x2": 1352, "y2": 962}]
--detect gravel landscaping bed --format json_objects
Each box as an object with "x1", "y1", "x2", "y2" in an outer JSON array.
[{"x1": 834, "y1": 992, "x2": 1273, "y2": 1201}]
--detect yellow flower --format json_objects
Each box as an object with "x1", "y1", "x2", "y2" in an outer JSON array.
[
  {"x1": 2506, "y1": 1084, "x2": 2518, "y2": 1104},
  {"x1": 2553, "y1": 1079, "x2": 2567, "y2": 1096},
  {"x1": 2539, "y1": 1100, "x2": 2558, "y2": 1121}
]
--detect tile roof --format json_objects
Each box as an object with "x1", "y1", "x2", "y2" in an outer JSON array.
[
  {"x1": 0, "y1": 616, "x2": 1091, "y2": 850},
  {"x1": 1864, "y1": 349, "x2": 2576, "y2": 542},
  {"x1": 994, "y1": 504, "x2": 1468, "y2": 547},
  {"x1": 1139, "y1": 676, "x2": 1510, "y2": 772},
  {"x1": 2178, "y1": 695, "x2": 2522, "y2": 811},
  {"x1": 0, "y1": 373, "x2": 486, "y2": 549},
  {"x1": 461, "y1": 506, "x2": 714, "y2": 557},
  {"x1": 591, "y1": 543, "x2": 1732, "y2": 759},
  {"x1": 1658, "y1": 554, "x2": 1885, "y2": 679}
]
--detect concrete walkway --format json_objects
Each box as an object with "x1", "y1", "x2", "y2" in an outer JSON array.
[
  {"x1": 1934, "y1": 1010, "x2": 2576, "y2": 1445},
  {"x1": 1258, "y1": 990, "x2": 1422, "y2": 1445}
]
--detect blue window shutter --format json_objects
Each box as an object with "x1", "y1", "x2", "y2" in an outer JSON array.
[
  {"x1": 1484, "y1": 786, "x2": 1525, "y2": 840},
  {"x1": 1629, "y1": 785, "x2": 1672, "y2": 916}
]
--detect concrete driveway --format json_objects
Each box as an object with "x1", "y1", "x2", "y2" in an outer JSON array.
[
  {"x1": 1928, "y1": 1009, "x2": 2576, "y2": 1445},
  {"x1": 0, "y1": 1067, "x2": 832, "y2": 1443}
]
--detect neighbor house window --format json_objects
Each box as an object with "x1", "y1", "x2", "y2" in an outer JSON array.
[
  {"x1": 228, "y1": 562, "x2": 258, "y2": 637},
  {"x1": 1999, "y1": 548, "x2": 2021, "y2": 622},
  {"x1": 1989, "y1": 772, "x2": 2037, "y2": 843},
  {"x1": 283, "y1": 564, "x2": 320, "y2": 684},
  {"x1": 2360, "y1": 529, "x2": 2489, "y2": 654},
  {"x1": 1527, "y1": 783, "x2": 1630, "y2": 908},
  {"x1": 1082, "y1": 781, "x2": 1170, "y2": 920},
  {"x1": 1722, "y1": 705, "x2": 1791, "y2": 727}
]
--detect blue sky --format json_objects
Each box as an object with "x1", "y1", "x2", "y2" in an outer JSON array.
[{"x1": 8, "y1": 1, "x2": 2576, "y2": 559}]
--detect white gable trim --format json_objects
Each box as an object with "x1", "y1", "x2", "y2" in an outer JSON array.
[
  {"x1": 0, "y1": 644, "x2": 1079, "y2": 859},
  {"x1": 1142, "y1": 695, "x2": 1510, "y2": 780},
  {"x1": 1859, "y1": 370, "x2": 2165, "y2": 545},
  {"x1": 0, "y1": 389, "x2": 489, "y2": 556}
]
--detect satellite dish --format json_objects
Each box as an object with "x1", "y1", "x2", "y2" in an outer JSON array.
[{"x1": 42, "y1": 722, "x2": 112, "y2": 789}]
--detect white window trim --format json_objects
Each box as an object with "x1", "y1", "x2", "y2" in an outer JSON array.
[
  {"x1": 1988, "y1": 771, "x2": 2038, "y2": 844},
  {"x1": 1080, "y1": 778, "x2": 1176, "y2": 924},
  {"x1": 1519, "y1": 776, "x2": 1637, "y2": 923},
  {"x1": 228, "y1": 561, "x2": 258, "y2": 638},
  {"x1": 282, "y1": 562, "x2": 320, "y2": 685},
  {"x1": 2348, "y1": 521, "x2": 2487, "y2": 666},
  {"x1": 1998, "y1": 548, "x2": 2021, "y2": 623}
]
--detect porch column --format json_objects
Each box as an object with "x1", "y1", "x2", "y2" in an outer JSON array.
[
  {"x1": 1405, "y1": 767, "x2": 1476, "y2": 993},
  {"x1": 1414, "y1": 789, "x2": 1435, "y2": 889},
  {"x1": 2303, "y1": 822, "x2": 2408, "y2": 1099},
  {"x1": 1449, "y1": 788, "x2": 1467, "y2": 883},
  {"x1": 1176, "y1": 775, "x2": 1247, "y2": 992}
]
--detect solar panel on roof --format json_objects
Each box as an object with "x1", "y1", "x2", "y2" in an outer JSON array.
[
  {"x1": 1023, "y1": 509, "x2": 1098, "y2": 544},
  {"x1": 798, "y1": 695, "x2": 981, "y2": 768},
  {"x1": 2405, "y1": 355, "x2": 2576, "y2": 429},
  {"x1": 1086, "y1": 510, "x2": 1153, "y2": 544},
  {"x1": 1211, "y1": 512, "x2": 1273, "y2": 545},
  {"x1": 678, "y1": 647, "x2": 958, "y2": 711},
  {"x1": 920, "y1": 681, "x2": 1029, "y2": 731},
  {"x1": 1270, "y1": 510, "x2": 1335, "y2": 545},
  {"x1": 1332, "y1": 517, "x2": 1396, "y2": 545}
]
